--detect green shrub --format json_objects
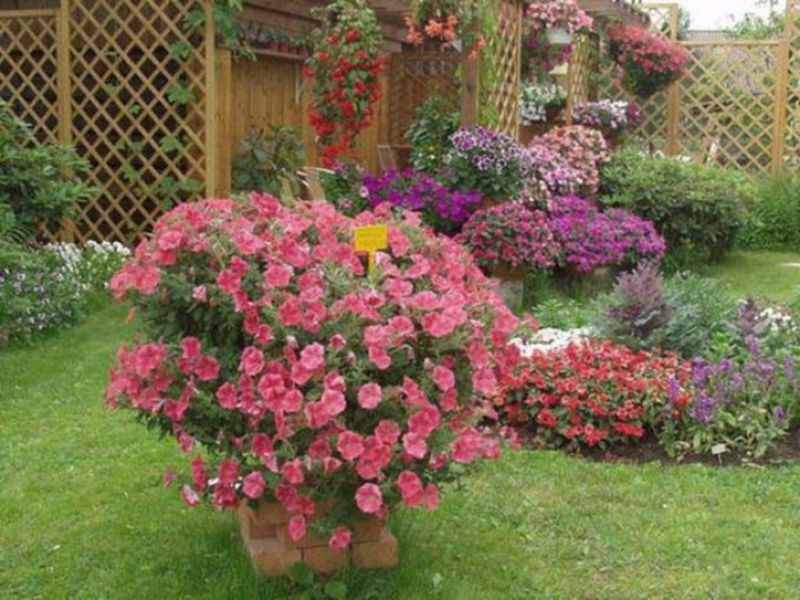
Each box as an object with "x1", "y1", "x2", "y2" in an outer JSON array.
[
  {"x1": 405, "y1": 96, "x2": 459, "y2": 174},
  {"x1": 600, "y1": 148, "x2": 751, "y2": 270},
  {"x1": 231, "y1": 125, "x2": 305, "y2": 196},
  {"x1": 738, "y1": 171, "x2": 800, "y2": 251},
  {"x1": 0, "y1": 101, "x2": 94, "y2": 241}
]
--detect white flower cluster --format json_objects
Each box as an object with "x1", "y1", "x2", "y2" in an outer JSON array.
[
  {"x1": 754, "y1": 305, "x2": 798, "y2": 335},
  {"x1": 520, "y1": 83, "x2": 567, "y2": 125},
  {"x1": 511, "y1": 327, "x2": 596, "y2": 356}
]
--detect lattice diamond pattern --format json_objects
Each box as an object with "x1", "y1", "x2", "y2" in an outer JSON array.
[
  {"x1": 642, "y1": 3, "x2": 679, "y2": 40},
  {"x1": 387, "y1": 53, "x2": 460, "y2": 145},
  {"x1": 0, "y1": 13, "x2": 59, "y2": 144},
  {"x1": 68, "y1": 0, "x2": 208, "y2": 244},
  {"x1": 488, "y1": 0, "x2": 523, "y2": 136},
  {"x1": 567, "y1": 32, "x2": 598, "y2": 115},
  {"x1": 786, "y1": 0, "x2": 800, "y2": 166},
  {"x1": 677, "y1": 45, "x2": 779, "y2": 172}
]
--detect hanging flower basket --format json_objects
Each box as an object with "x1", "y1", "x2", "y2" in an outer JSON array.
[
  {"x1": 546, "y1": 27, "x2": 573, "y2": 45},
  {"x1": 607, "y1": 26, "x2": 690, "y2": 99}
]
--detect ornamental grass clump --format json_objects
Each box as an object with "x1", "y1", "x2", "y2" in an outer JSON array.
[
  {"x1": 458, "y1": 202, "x2": 560, "y2": 273},
  {"x1": 106, "y1": 195, "x2": 519, "y2": 551}
]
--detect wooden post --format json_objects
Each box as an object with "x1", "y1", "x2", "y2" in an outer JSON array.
[
  {"x1": 461, "y1": 53, "x2": 480, "y2": 127},
  {"x1": 204, "y1": 0, "x2": 218, "y2": 198},
  {"x1": 772, "y1": 39, "x2": 790, "y2": 172},
  {"x1": 215, "y1": 48, "x2": 233, "y2": 196},
  {"x1": 56, "y1": 0, "x2": 75, "y2": 242}
]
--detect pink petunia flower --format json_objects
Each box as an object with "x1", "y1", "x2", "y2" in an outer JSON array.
[
  {"x1": 329, "y1": 526, "x2": 352, "y2": 550},
  {"x1": 337, "y1": 430, "x2": 365, "y2": 461},
  {"x1": 242, "y1": 471, "x2": 266, "y2": 499},
  {"x1": 357, "y1": 383, "x2": 382, "y2": 410},
  {"x1": 288, "y1": 515, "x2": 307, "y2": 541},
  {"x1": 355, "y1": 483, "x2": 383, "y2": 515}
]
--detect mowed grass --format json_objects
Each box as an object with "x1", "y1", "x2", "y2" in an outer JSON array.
[
  {"x1": 2, "y1": 306, "x2": 800, "y2": 599},
  {"x1": 705, "y1": 251, "x2": 800, "y2": 303}
]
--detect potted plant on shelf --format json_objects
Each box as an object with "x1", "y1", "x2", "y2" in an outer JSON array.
[
  {"x1": 607, "y1": 25, "x2": 690, "y2": 98},
  {"x1": 522, "y1": 0, "x2": 592, "y2": 80},
  {"x1": 572, "y1": 99, "x2": 642, "y2": 150},
  {"x1": 106, "y1": 195, "x2": 517, "y2": 577},
  {"x1": 519, "y1": 82, "x2": 567, "y2": 141},
  {"x1": 404, "y1": 0, "x2": 488, "y2": 57}
]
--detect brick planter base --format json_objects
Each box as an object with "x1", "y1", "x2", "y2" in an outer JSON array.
[{"x1": 238, "y1": 502, "x2": 398, "y2": 576}]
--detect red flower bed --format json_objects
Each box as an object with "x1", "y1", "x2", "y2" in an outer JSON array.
[{"x1": 495, "y1": 341, "x2": 693, "y2": 450}]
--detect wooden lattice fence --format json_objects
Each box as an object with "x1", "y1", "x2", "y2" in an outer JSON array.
[
  {"x1": 488, "y1": 0, "x2": 523, "y2": 137},
  {"x1": 0, "y1": 0, "x2": 215, "y2": 244},
  {"x1": 387, "y1": 52, "x2": 460, "y2": 146},
  {"x1": 576, "y1": 1, "x2": 800, "y2": 173}
]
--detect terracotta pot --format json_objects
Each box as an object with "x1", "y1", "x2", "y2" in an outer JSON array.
[
  {"x1": 491, "y1": 262, "x2": 528, "y2": 282},
  {"x1": 238, "y1": 502, "x2": 398, "y2": 576},
  {"x1": 519, "y1": 121, "x2": 558, "y2": 145}
]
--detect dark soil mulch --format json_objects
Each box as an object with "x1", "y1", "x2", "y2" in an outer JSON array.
[{"x1": 575, "y1": 428, "x2": 800, "y2": 468}]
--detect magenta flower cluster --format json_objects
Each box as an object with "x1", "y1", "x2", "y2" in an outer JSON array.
[
  {"x1": 525, "y1": 142, "x2": 580, "y2": 204},
  {"x1": 549, "y1": 196, "x2": 666, "y2": 273},
  {"x1": 458, "y1": 203, "x2": 560, "y2": 271},
  {"x1": 362, "y1": 169, "x2": 481, "y2": 234}
]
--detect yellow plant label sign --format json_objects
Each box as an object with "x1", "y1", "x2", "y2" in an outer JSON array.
[{"x1": 354, "y1": 224, "x2": 389, "y2": 273}]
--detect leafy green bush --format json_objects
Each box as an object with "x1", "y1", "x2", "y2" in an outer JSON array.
[
  {"x1": 738, "y1": 171, "x2": 800, "y2": 251},
  {"x1": 0, "y1": 241, "x2": 129, "y2": 347},
  {"x1": 405, "y1": 96, "x2": 459, "y2": 174},
  {"x1": 0, "y1": 101, "x2": 94, "y2": 241},
  {"x1": 595, "y1": 265, "x2": 739, "y2": 359},
  {"x1": 600, "y1": 148, "x2": 751, "y2": 270},
  {"x1": 321, "y1": 161, "x2": 369, "y2": 217},
  {"x1": 231, "y1": 125, "x2": 305, "y2": 196}
]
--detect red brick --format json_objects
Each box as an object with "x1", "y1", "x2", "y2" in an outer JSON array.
[
  {"x1": 303, "y1": 545, "x2": 351, "y2": 575},
  {"x1": 276, "y1": 523, "x2": 329, "y2": 549},
  {"x1": 244, "y1": 538, "x2": 302, "y2": 577},
  {"x1": 352, "y1": 530, "x2": 398, "y2": 570},
  {"x1": 353, "y1": 518, "x2": 386, "y2": 542}
]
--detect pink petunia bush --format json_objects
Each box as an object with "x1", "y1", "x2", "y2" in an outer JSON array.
[
  {"x1": 534, "y1": 126, "x2": 609, "y2": 197},
  {"x1": 106, "y1": 195, "x2": 523, "y2": 548}
]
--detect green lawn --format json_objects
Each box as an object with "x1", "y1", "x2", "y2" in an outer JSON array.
[
  {"x1": 705, "y1": 251, "x2": 800, "y2": 303},
  {"x1": 2, "y1": 305, "x2": 800, "y2": 599}
]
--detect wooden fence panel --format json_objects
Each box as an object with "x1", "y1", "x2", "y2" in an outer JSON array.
[
  {"x1": 489, "y1": 0, "x2": 523, "y2": 137},
  {"x1": 786, "y1": 0, "x2": 800, "y2": 166},
  {"x1": 0, "y1": 9, "x2": 59, "y2": 144},
  {"x1": 589, "y1": 2, "x2": 796, "y2": 173}
]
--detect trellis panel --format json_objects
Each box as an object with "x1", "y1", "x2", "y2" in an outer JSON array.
[
  {"x1": 786, "y1": 0, "x2": 800, "y2": 166},
  {"x1": 488, "y1": 0, "x2": 523, "y2": 137},
  {"x1": 0, "y1": 10, "x2": 59, "y2": 144},
  {"x1": 566, "y1": 32, "x2": 600, "y2": 118},
  {"x1": 387, "y1": 52, "x2": 460, "y2": 146},
  {"x1": 67, "y1": 0, "x2": 211, "y2": 244}
]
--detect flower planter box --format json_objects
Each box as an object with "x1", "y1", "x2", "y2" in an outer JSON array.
[{"x1": 238, "y1": 502, "x2": 398, "y2": 576}]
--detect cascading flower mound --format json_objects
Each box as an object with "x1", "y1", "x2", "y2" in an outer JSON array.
[
  {"x1": 305, "y1": 0, "x2": 386, "y2": 166},
  {"x1": 106, "y1": 195, "x2": 521, "y2": 551}
]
